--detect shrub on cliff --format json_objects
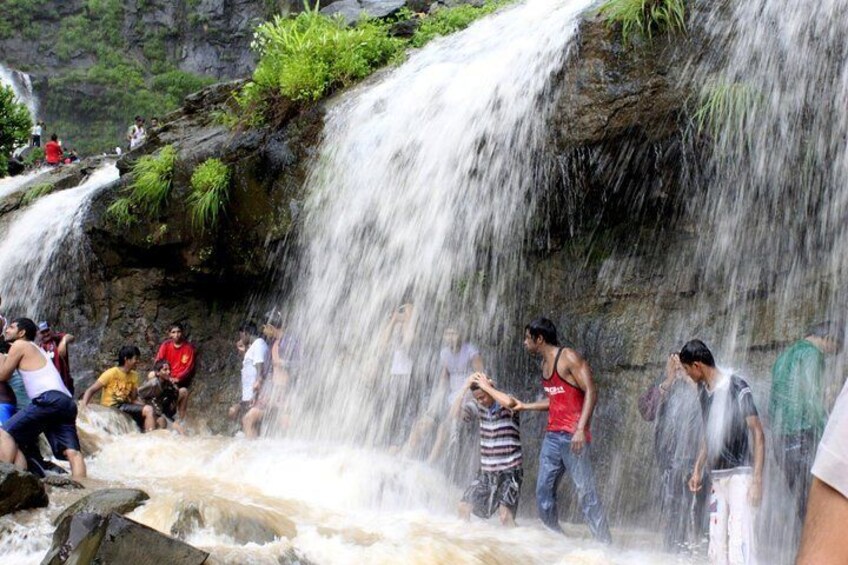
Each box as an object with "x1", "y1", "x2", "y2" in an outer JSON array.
[
  {"x1": 598, "y1": 0, "x2": 685, "y2": 44},
  {"x1": 0, "y1": 84, "x2": 32, "y2": 177},
  {"x1": 410, "y1": 0, "x2": 507, "y2": 48},
  {"x1": 188, "y1": 158, "x2": 231, "y2": 232},
  {"x1": 129, "y1": 145, "x2": 178, "y2": 215}
]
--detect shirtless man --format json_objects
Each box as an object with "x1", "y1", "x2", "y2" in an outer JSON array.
[
  {"x1": 0, "y1": 318, "x2": 86, "y2": 478},
  {"x1": 517, "y1": 317, "x2": 611, "y2": 543}
]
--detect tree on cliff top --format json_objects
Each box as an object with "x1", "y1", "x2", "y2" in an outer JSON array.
[{"x1": 0, "y1": 84, "x2": 32, "y2": 177}]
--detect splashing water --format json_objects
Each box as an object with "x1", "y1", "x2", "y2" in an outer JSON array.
[
  {"x1": 281, "y1": 0, "x2": 595, "y2": 446},
  {"x1": 0, "y1": 167, "x2": 50, "y2": 200},
  {"x1": 0, "y1": 164, "x2": 119, "y2": 315}
]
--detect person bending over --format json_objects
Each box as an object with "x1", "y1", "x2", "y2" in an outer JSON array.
[
  {"x1": 457, "y1": 373, "x2": 523, "y2": 527},
  {"x1": 82, "y1": 346, "x2": 155, "y2": 432},
  {"x1": 139, "y1": 360, "x2": 183, "y2": 432},
  {"x1": 0, "y1": 318, "x2": 86, "y2": 478}
]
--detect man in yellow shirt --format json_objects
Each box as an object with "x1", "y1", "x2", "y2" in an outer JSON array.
[{"x1": 82, "y1": 346, "x2": 155, "y2": 432}]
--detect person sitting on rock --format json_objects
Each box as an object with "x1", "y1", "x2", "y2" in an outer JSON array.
[
  {"x1": 0, "y1": 318, "x2": 86, "y2": 478},
  {"x1": 139, "y1": 360, "x2": 183, "y2": 432},
  {"x1": 152, "y1": 322, "x2": 196, "y2": 423},
  {"x1": 44, "y1": 133, "x2": 62, "y2": 166},
  {"x1": 82, "y1": 346, "x2": 155, "y2": 432},
  {"x1": 228, "y1": 322, "x2": 268, "y2": 437},
  {"x1": 127, "y1": 116, "x2": 146, "y2": 150}
]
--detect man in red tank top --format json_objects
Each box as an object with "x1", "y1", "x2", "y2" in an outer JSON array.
[{"x1": 516, "y1": 317, "x2": 612, "y2": 543}]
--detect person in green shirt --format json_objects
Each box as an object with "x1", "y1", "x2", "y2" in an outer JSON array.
[{"x1": 769, "y1": 321, "x2": 843, "y2": 527}]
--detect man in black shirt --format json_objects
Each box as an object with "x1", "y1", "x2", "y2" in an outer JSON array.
[{"x1": 679, "y1": 340, "x2": 765, "y2": 564}]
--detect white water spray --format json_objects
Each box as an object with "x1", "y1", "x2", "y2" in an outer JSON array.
[{"x1": 0, "y1": 63, "x2": 38, "y2": 119}]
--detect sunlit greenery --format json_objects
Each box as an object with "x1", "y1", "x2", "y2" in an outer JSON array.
[
  {"x1": 410, "y1": 0, "x2": 508, "y2": 47},
  {"x1": 0, "y1": 85, "x2": 32, "y2": 177},
  {"x1": 598, "y1": 0, "x2": 685, "y2": 44},
  {"x1": 188, "y1": 158, "x2": 231, "y2": 232},
  {"x1": 105, "y1": 196, "x2": 136, "y2": 228},
  {"x1": 129, "y1": 145, "x2": 178, "y2": 215}
]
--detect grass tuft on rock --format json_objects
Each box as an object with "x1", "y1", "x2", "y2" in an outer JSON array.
[
  {"x1": 105, "y1": 196, "x2": 136, "y2": 228},
  {"x1": 598, "y1": 0, "x2": 685, "y2": 44},
  {"x1": 188, "y1": 158, "x2": 230, "y2": 232},
  {"x1": 129, "y1": 145, "x2": 178, "y2": 215},
  {"x1": 21, "y1": 183, "x2": 54, "y2": 206},
  {"x1": 694, "y1": 82, "x2": 758, "y2": 136},
  {"x1": 409, "y1": 0, "x2": 508, "y2": 48}
]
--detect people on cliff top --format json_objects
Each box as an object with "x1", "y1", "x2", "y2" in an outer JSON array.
[
  {"x1": 229, "y1": 321, "x2": 268, "y2": 437},
  {"x1": 36, "y1": 321, "x2": 75, "y2": 396},
  {"x1": 681, "y1": 339, "x2": 765, "y2": 565},
  {"x1": 138, "y1": 359, "x2": 183, "y2": 432},
  {"x1": 152, "y1": 322, "x2": 195, "y2": 422},
  {"x1": 456, "y1": 373, "x2": 523, "y2": 527},
  {"x1": 150, "y1": 116, "x2": 159, "y2": 129},
  {"x1": 44, "y1": 133, "x2": 62, "y2": 166},
  {"x1": 639, "y1": 352, "x2": 706, "y2": 552},
  {"x1": 769, "y1": 321, "x2": 843, "y2": 533},
  {"x1": 0, "y1": 318, "x2": 86, "y2": 479},
  {"x1": 127, "y1": 116, "x2": 146, "y2": 150},
  {"x1": 30, "y1": 121, "x2": 43, "y2": 148},
  {"x1": 82, "y1": 345, "x2": 156, "y2": 433},
  {"x1": 517, "y1": 317, "x2": 612, "y2": 543}
]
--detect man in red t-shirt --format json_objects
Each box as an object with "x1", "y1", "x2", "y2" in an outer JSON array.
[
  {"x1": 153, "y1": 323, "x2": 196, "y2": 421},
  {"x1": 44, "y1": 134, "x2": 62, "y2": 165},
  {"x1": 37, "y1": 321, "x2": 75, "y2": 395}
]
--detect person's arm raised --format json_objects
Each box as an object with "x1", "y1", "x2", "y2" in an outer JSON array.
[
  {"x1": 473, "y1": 373, "x2": 517, "y2": 409},
  {"x1": 563, "y1": 348, "x2": 597, "y2": 454},
  {"x1": 58, "y1": 333, "x2": 75, "y2": 358}
]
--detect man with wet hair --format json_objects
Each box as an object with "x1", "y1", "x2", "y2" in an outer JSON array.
[
  {"x1": 139, "y1": 359, "x2": 183, "y2": 431},
  {"x1": 456, "y1": 373, "x2": 523, "y2": 527},
  {"x1": 769, "y1": 321, "x2": 843, "y2": 527},
  {"x1": 153, "y1": 322, "x2": 196, "y2": 422},
  {"x1": 0, "y1": 318, "x2": 86, "y2": 478},
  {"x1": 229, "y1": 322, "x2": 268, "y2": 437},
  {"x1": 82, "y1": 345, "x2": 155, "y2": 432},
  {"x1": 680, "y1": 339, "x2": 764, "y2": 564},
  {"x1": 37, "y1": 321, "x2": 75, "y2": 395},
  {"x1": 517, "y1": 317, "x2": 612, "y2": 543}
]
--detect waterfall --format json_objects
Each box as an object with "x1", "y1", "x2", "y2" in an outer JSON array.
[
  {"x1": 280, "y1": 0, "x2": 594, "y2": 445},
  {"x1": 0, "y1": 163, "x2": 119, "y2": 316},
  {"x1": 0, "y1": 63, "x2": 38, "y2": 119}
]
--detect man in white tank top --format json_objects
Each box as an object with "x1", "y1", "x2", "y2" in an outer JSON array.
[{"x1": 0, "y1": 318, "x2": 86, "y2": 478}]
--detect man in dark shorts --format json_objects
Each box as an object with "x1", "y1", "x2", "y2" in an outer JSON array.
[
  {"x1": 82, "y1": 346, "x2": 155, "y2": 432},
  {"x1": 455, "y1": 373, "x2": 523, "y2": 526},
  {"x1": 0, "y1": 318, "x2": 86, "y2": 478},
  {"x1": 139, "y1": 360, "x2": 182, "y2": 431}
]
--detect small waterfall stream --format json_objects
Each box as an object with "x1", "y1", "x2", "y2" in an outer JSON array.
[{"x1": 0, "y1": 63, "x2": 38, "y2": 119}]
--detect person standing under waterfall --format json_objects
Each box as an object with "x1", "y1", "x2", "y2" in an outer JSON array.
[
  {"x1": 769, "y1": 321, "x2": 842, "y2": 530},
  {"x1": 456, "y1": 373, "x2": 523, "y2": 527},
  {"x1": 639, "y1": 352, "x2": 705, "y2": 552},
  {"x1": 153, "y1": 322, "x2": 196, "y2": 422},
  {"x1": 680, "y1": 339, "x2": 765, "y2": 565},
  {"x1": 229, "y1": 322, "x2": 268, "y2": 437},
  {"x1": 36, "y1": 321, "x2": 75, "y2": 396},
  {"x1": 516, "y1": 317, "x2": 612, "y2": 543},
  {"x1": 0, "y1": 318, "x2": 86, "y2": 478},
  {"x1": 380, "y1": 302, "x2": 417, "y2": 440}
]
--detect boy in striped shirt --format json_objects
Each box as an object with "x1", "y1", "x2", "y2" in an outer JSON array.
[{"x1": 456, "y1": 373, "x2": 523, "y2": 526}]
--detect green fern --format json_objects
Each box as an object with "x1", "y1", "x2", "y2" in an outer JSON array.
[
  {"x1": 188, "y1": 158, "x2": 230, "y2": 232},
  {"x1": 598, "y1": 0, "x2": 686, "y2": 45},
  {"x1": 105, "y1": 196, "x2": 136, "y2": 228},
  {"x1": 21, "y1": 182, "x2": 54, "y2": 206},
  {"x1": 129, "y1": 145, "x2": 178, "y2": 215},
  {"x1": 694, "y1": 82, "x2": 758, "y2": 136}
]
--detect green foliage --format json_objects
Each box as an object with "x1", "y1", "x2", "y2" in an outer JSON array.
[
  {"x1": 0, "y1": 0, "x2": 36, "y2": 40},
  {"x1": 598, "y1": 0, "x2": 685, "y2": 44},
  {"x1": 694, "y1": 82, "x2": 758, "y2": 136},
  {"x1": 23, "y1": 147, "x2": 45, "y2": 167},
  {"x1": 106, "y1": 196, "x2": 136, "y2": 228},
  {"x1": 188, "y1": 158, "x2": 231, "y2": 231},
  {"x1": 129, "y1": 145, "x2": 178, "y2": 215},
  {"x1": 21, "y1": 183, "x2": 54, "y2": 206},
  {"x1": 0, "y1": 85, "x2": 32, "y2": 177},
  {"x1": 410, "y1": 0, "x2": 507, "y2": 48}
]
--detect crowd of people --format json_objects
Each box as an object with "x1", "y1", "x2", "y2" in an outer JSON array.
[{"x1": 0, "y1": 304, "x2": 846, "y2": 563}]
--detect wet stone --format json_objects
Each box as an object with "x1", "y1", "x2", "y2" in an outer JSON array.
[
  {"x1": 42, "y1": 511, "x2": 208, "y2": 565},
  {"x1": 42, "y1": 475, "x2": 85, "y2": 490},
  {"x1": 0, "y1": 462, "x2": 49, "y2": 516},
  {"x1": 171, "y1": 503, "x2": 206, "y2": 539},
  {"x1": 53, "y1": 488, "x2": 149, "y2": 526}
]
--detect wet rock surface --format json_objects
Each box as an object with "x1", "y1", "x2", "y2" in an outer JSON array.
[
  {"x1": 42, "y1": 476, "x2": 85, "y2": 491},
  {"x1": 42, "y1": 511, "x2": 208, "y2": 565},
  {"x1": 53, "y1": 488, "x2": 150, "y2": 526},
  {"x1": 0, "y1": 463, "x2": 49, "y2": 516}
]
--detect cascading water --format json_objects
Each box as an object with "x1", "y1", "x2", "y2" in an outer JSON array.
[
  {"x1": 0, "y1": 164, "x2": 119, "y2": 316},
  {"x1": 0, "y1": 167, "x2": 50, "y2": 200},
  {"x1": 0, "y1": 63, "x2": 38, "y2": 119},
  {"x1": 281, "y1": 0, "x2": 594, "y2": 448}
]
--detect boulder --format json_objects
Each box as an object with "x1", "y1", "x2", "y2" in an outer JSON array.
[
  {"x1": 41, "y1": 511, "x2": 208, "y2": 565},
  {"x1": 320, "y1": 0, "x2": 407, "y2": 25},
  {"x1": 42, "y1": 475, "x2": 85, "y2": 490},
  {"x1": 53, "y1": 488, "x2": 150, "y2": 526},
  {"x1": 0, "y1": 462, "x2": 49, "y2": 516}
]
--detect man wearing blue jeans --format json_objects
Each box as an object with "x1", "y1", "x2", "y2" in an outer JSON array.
[{"x1": 516, "y1": 317, "x2": 611, "y2": 543}]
